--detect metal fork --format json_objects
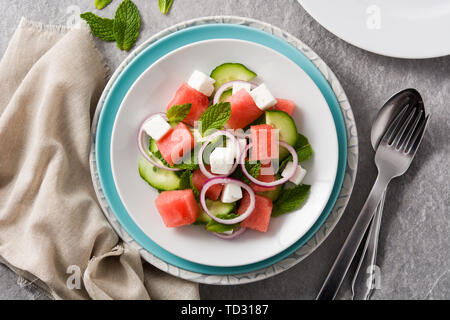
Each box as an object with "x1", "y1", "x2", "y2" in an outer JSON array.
[{"x1": 316, "y1": 104, "x2": 430, "y2": 300}]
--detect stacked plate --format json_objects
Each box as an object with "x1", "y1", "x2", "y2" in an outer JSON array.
[
  {"x1": 89, "y1": 16, "x2": 358, "y2": 285},
  {"x1": 298, "y1": 0, "x2": 450, "y2": 58}
]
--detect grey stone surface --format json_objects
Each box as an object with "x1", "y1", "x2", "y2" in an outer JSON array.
[{"x1": 0, "y1": 0, "x2": 448, "y2": 300}]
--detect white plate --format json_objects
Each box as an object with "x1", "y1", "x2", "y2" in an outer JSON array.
[
  {"x1": 110, "y1": 39, "x2": 338, "y2": 267},
  {"x1": 298, "y1": 0, "x2": 450, "y2": 58}
]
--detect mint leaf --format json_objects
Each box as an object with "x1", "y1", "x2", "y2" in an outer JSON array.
[
  {"x1": 178, "y1": 170, "x2": 191, "y2": 190},
  {"x1": 95, "y1": 0, "x2": 113, "y2": 10},
  {"x1": 245, "y1": 161, "x2": 261, "y2": 179},
  {"x1": 280, "y1": 133, "x2": 313, "y2": 170},
  {"x1": 272, "y1": 184, "x2": 311, "y2": 217},
  {"x1": 231, "y1": 161, "x2": 260, "y2": 185},
  {"x1": 159, "y1": 0, "x2": 174, "y2": 14},
  {"x1": 172, "y1": 162, "x2": 199, "y2": 171},
  {"x1": 189, "y1": 172, "x2": 200, "y2": 198},
  {"x1": 206, "y1": 214, "x2": 240, "y2": 233},
  {"x1": 199, "y1": 102, "x2": 231, "y2": 136},
  {"x1": 113, "y1": 0, "x2": 141, "y2": 51},
  {"x1": 296, "y1": 144, "x2": 313, "y2": 162},
  {"x1": 167, "y1": 103, "x2": 192, "y2": 124},
  {"x1": 80, "y1": 12, "x2": 115, "y2": 42}
]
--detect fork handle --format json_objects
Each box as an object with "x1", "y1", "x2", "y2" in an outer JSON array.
[
  {"x1": 316, "y1": 174, "x2": 391, "y2": 300},
  {"x1": 351, "y1": 190, "x2": 385, "y2": 300}
]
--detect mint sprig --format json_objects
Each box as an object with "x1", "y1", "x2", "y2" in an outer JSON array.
[
  {"x1": 272, "y1": 184, "x2": 311, "y2": 217},
  {"x1": 80, "y1": 12, "x2": 115, "y2": 41},
  {"x1": 95, "y1": 0, "x2": 113, "y2": 10},
  {"x1": 167, "y1": 103, "x2": 192, "y2": 124},
  {"x1": 114, "y1": 0, "x2": 141, "y2": 51},
  {"x1": 159, "y1": 0, "x2": 174, "y2": 14},
  {"x1": 246, "y1": 162, "x2": 261, "y2": 179},
  {"x1": 81, "y1": 0, "x2": 141, "y2": 51},
  {"x1": 198, "y1": 102, "x2": 231, "y2": 136},
  {"x1": 189, "y1": 172, "x2": 200, "y2": 198},
  {"x1": 280, "y1": 133, "x2": 313, "y2": 170}
]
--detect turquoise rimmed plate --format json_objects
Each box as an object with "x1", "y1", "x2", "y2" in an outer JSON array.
[{"x1": 90, "y1": 16, "x2": 358, "y2": 284}]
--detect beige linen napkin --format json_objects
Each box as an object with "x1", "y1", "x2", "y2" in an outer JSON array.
[{"x1": 0, "y1": 18, "x2": 199, "y2": 300}]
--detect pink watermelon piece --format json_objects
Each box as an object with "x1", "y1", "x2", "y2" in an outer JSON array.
[
  {"x1": 237, "y1": 192, "x2": 273, "y2": 232},
  {"x1": 251, "y1": 163, "x2": 277, "y2": 192},
  {"x1": 166, "y1": 83, "x2": 210, "y2": 126},
  {"x1": 156, "y1": 122, "x2": 194, "y2": 166},
  {"x1": 191, "y1": 166, "x2": 223, "y2": 200},
  {"x1": 270, "y1": 98, "x2": 295, "y2": 116},
  {"x1": 250, "y1": 124, "x2": 279, "y2": 161},
  {"x1": 155, "y1": 189, "x2": 200, "y2": 227},
  {"x1": 226, "y1": 89, "x2": 263, "y2": 129}
]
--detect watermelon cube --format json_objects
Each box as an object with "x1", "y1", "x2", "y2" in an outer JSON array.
[
  {"x1": 155, "y1": 189, "x2": 200, "y2": 227},
  {"x1": 270, "y1": 98, "x2": 295, "y2": 116},
  {"x1": 250, "y1": 124, "x2": 279, "y2": 161},
  {"x1": 237, "y1": 192, "x2": 273, "y2": 232},
  {"x1": 251, "y1": 175, "x2": 277, "y2": 192},
  {"x1": 191, "y1": 166, "x2": 223, "y2": 200},
  {"x1": 166, "y1": 82, "x2": 210, "y2": 126},
  {"x1": 156, "y1": 122, "x2": 194, "y2": 166},
  {"x1": 226, "y1": 89, "x2": 263, "y2": 129}
]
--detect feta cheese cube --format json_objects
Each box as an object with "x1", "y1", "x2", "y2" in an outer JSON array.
[
  {"x1": 232, "y1": 82, "x2": 252, "y2": 95},
  {"x1": 249, "y1": 83, "x2": 277, "y2": 111},
  {"x1": 142, "y1": 115, "x2": 171, "y2": 141},
  {"x1": 187, "y1": 70, "x2": 216, "y2": 97},
  {"x1": 209, "y1": 147, "x2": 235, "y2": 175},
  {"x1": 221, "y1": 183, "x2": 243, "y2": 203},
  {"x1": 281, "y1": 161, "x2": 307, "y2": 185}
]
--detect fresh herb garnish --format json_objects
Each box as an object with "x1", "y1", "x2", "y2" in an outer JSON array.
[
  {"x1": 80, "y1": 12, "x2": 115, "y2": 41},
  {"x1": 280, "y1": 133, "x2": 313, "y2": 170},
  {"x1": 81, "y1": 0, "x2": 141, "y2": 51},
  {"x1": 198, "y1": 102, "x2": 231, "y2": 136},
  {"x1": 245, "y1": 161, "x2": 261, "y2": 179},
  {"x1": 158, "y1": 0, "x2": 174, "y2": 14},
  {"x1": 95, "y1": 0, "x2": 113, "y2": 10},
  {"x1": 231, "y1": 161, "x2": 261, "y2": 185},
  {"x1": 206, "y1": 214, "x2": 240, "y2": 233},
  {"x1": 167, "y1": 103, "x2": 192, "y2": 124},
  {"x1": 271, "y1": 184, "x2": 311, "y2": 217},
  {"x1": 113, "y1": 0, "x2": 141, "y2": 51},
  {"x1": 178, "y1": 170, "x2": 191, "y2": 190},
  {"x1": 189, "y1": 172, "x2": 200, "y2": 198}
]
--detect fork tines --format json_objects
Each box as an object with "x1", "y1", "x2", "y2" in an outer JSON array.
[{"x1": 382, "y1": 104, "x2": 430, "y2": 155}]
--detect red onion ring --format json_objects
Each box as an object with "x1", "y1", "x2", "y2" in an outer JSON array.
[
  {"x1": 213, "y1": 80, "x2": 257, "y2": 105},
  {"x1": 200, "y1": 177, "x2": 255, "y2": 225},
  {"x1": 198, "y1": 130, "x2": 241, "y2": 179},
  {"x1": 213, "y1": 227, "x2": 247, "y2": 240},
  {"x1": 240, "y1": 141, "x2": 298, "y2": 187},
  {"x1": 137, "y1": 113, "x2": 181, "y2": 172}
]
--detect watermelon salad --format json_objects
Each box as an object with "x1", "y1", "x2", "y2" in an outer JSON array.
[{"x1": 137, "y1": 63, "x2": 313, "y2": 239}]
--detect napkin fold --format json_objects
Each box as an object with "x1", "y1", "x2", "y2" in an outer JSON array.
[{"x1": 0, "y1": 18, "x2": 199, "y2": 300}]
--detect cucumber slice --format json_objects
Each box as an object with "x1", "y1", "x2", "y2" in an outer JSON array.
[
  {"x1": 219, "y1": 89, "x2": 233, "y2": 102},
  {"x1": 138, "y1": 157, "x2": 181, "y2": 191},
  {"x1": 195, "y1": 199, "x2": 236, "y2": 224},
  {"x1": 149, "y1": 138, "x2": 158, "y2": 154},
  {"x1": 265, "y1": 110, "x2": 298, "y2": 159},
  {"x1": 210, "y1": 63, "x2": 257, "y2": 91}
]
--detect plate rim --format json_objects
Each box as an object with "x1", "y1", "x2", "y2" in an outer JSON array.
[
  {"x1": 110, "y1": 37, "x2": 339, "y2": 267},
  {"x1": 297, "y1": 0, "x2": 450, "y2": 59},
  {"x1": 89, "y1": 16, "x2": 359, "y2": 285}
]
